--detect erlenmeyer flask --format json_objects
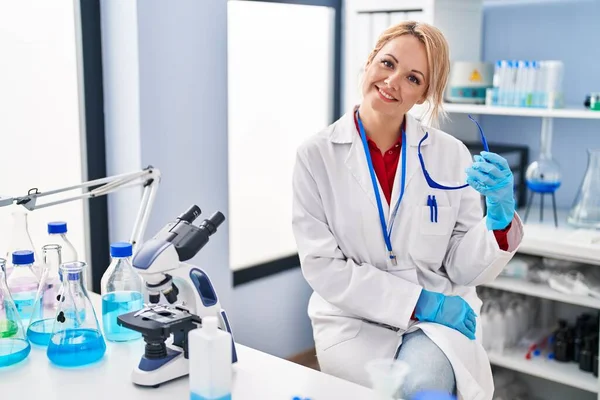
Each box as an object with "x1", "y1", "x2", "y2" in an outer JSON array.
[
  {"x1": 47, "y1": 261, "x2": 106, "y2": 367},
  {"x1": 568, "y1": 149, "x2": 600, "y2": 228},
  {"x1": 27, "y1": 244, "x2": 62, "y2": 346},
  {"x1": 0, "y1": 258, "x2": 31, "y2": 367},
  {"x1": 5, "y1": 210, "x2": 41, "y2": 278}
]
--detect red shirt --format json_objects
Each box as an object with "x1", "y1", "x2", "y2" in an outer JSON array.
[{"x1": 353, "y1": 114, "x2": 510, "y2": 251}]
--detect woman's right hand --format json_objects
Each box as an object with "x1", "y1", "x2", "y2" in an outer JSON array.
[{"x1": 414, "y1": 289, "x2": 476, "y2": 340}]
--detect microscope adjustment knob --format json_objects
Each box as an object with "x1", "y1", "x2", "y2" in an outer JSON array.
[{"x1": 164, "y1": 286, "x2": 178, "y2": 304}]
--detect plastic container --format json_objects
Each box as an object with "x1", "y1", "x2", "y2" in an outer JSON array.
[
  {"x1": 366, "y1": 358, "x2": 410, "y2": 400},
  {"x1": 0, "y1": 258, "x2": 31, "y2": 367},
  {"x1": 6, "y1": 250, "x2": 40, "y2": 323},
  {"x1": 26, "y1": 244, "x2": 63, "y2": 346},
  {"x1": 189, "y1": 316, "x2": 232, "y2": 400},
  {"x1": 46, "y1": 261, "x2": 106, "y2": 367},
  {"x1": 100, "y1": 242, "x2": 143, "y2": 342}
]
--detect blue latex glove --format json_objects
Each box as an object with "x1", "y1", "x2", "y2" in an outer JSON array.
[
  {"x1": 414, "y1": 289, "x2": 476, "y2": 340},
  {"x1": 465, "y1": 151, "x2": 515, "y2": 230}
]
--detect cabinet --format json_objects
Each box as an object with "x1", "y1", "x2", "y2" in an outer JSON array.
[
  {"x1": 342, "y1": 0, "x2": 484, "y2": 113},
  {"x1": 448, "y1": 104, "x2": 600, "y2": 400}
]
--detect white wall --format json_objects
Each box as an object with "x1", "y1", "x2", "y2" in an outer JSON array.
[
  {"x1": 227, "y1": 1, "x2": 334, "y2": 271},
  {"x1": 101, "y1": 0, "x2": 232, "y2": 310},
  {"x1": 0, "y1": 1, "x2": 87, "y2": 265}
]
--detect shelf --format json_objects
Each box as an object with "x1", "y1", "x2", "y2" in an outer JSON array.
[
  {"x1": 488, "y1": 349, "x2": 598, "y2": 393},
  {"x1": 516, "y1": 208, "x2": 600, "y2": 266},
  {"x1": 443, "y1": 103, "x2": 600, "y2": 119},
  {"x1": 482, "y1": 276, "x2": 600, "y2": 310}
]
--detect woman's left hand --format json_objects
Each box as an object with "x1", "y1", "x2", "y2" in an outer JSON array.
[{"x1": 465, "y1": 151, "x2": 515, "y2": 230}]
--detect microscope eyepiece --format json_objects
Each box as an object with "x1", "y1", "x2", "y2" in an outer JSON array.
[
  {"x1": 178, "y1": 205, "x2": 201, "y2": 223},
  {"x1": 199, "y1": 211, "x2": 225, "y2": 235}
]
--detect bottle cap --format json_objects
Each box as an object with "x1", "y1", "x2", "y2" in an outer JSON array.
[
  {"x1": 48, "y1": 221, "x2": 68, "y2": 234},
  {"x1": 12, "y1": 250, "x2": 34, "y2": 265},
  {"x1": 202, "y1": 316, "x2": 218, "y2": 332},
  {"x1": 110, "y1": 242, "x2": 133, "y2": 258}
]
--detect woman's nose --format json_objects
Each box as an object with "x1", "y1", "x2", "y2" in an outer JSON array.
[{"x1": 384, "y1": 73, "x2": 402, "y2": 91}]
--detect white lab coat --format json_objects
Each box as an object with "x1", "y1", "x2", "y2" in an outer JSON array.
[{"x1": 292, "y1": 108, "x2": 524, "y2": 400}]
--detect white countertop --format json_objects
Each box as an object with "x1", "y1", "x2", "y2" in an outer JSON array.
[{"x1": 0, "y1": 293, "x2": 377, "y2": 400}]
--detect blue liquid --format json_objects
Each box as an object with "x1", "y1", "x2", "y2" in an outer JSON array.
[
  {"x1": 190, "y1": 393, "x2": 231, "y2": 400},
  {"x1": 102, "y1": 291, "x2": 143, "y2": 342},
  {"x1": 526, "y1": 180, "x2": 561, "y2": 193},
  {"x1": 47, "y1": 328, "x2": 106, "y2": 367},
  {"x1": 27, "y1": 318, "x2": 54, "y2": 346},
  {"x1": 9, "y1": 292, "x2": 40, "y2": 322},
  {"x1": 0, "y1": 338, "x2": 30, "y2": 367}
]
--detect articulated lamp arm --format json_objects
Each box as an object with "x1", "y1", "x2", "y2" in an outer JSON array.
[{"x1": 0, "y1": 166, "x2": 161, "y2": 250}]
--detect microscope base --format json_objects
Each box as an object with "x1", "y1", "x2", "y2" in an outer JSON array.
[{"x1": 132, "y1": 347, "x2": 189, "y2": 387}]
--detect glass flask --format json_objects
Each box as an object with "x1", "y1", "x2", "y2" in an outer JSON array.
[
  {"x1": 5, "y1": 211, "x2": 41, "y2": 278},
  {"x1": 6, "y1": 250, "x2": 40, "y2": 323},
  {"x1": 27, "y1": 244, "x2": 62, "y2": 346},
  {"x1": 568, "y1": 149, "x2": 600, "y2": 228},
  {"x1": 47, "y1": 261, "x2": 106, "y2": 367},
  {"x1": 46, "y1": 221, "x2": 78, "y2": 262},
  {"x1": 101, "y1": 242, "x2": 143, "y2": 342},
  {"x1": 0, "y1": 258, "x2": 31, "y2": 367},
  {"x1": 525, "y1": 124, "x2": 561, "y2": 193}
]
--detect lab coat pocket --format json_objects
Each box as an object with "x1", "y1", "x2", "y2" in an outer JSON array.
[
  {"x1": 410, "y1": 206, "x2": 455, "y2": 264},
  {"x1": 314, "y1": 316, "x2": 363, "y2": 352}
]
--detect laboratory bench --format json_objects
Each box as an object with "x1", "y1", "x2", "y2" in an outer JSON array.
[{"x1": 0, "y1": 293, "x2": 376, "y2": 400}]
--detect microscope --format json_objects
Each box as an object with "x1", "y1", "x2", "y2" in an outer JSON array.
[{"x1": 117, "y1": 205, "x2": 237, "y2": 387}]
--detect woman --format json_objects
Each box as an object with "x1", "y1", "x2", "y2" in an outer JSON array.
[{"x1": 292, "y1": 21, "x2": 523, "y2": 400}]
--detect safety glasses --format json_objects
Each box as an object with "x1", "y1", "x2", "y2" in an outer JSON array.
[{"x1": 418, "y1": 115, "x2": 489, "y2": 190}]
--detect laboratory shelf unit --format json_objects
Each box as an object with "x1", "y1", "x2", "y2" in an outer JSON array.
[
  {"x1": 488, "y1": 350, "x2": 598, "y2": 393},
  {"x1": 515, "y1": 207, "x2": 600, "y2": 267},
  {"x1": 444, "y1": 103, "x2": 600, "y2": 119},
  {"x1": 482, "y1": 276, "x2": 600, "y2": 310}
]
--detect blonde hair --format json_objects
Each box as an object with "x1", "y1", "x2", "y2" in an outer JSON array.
[{"x1": 365, "y1": 21, "x2": 450, "y2": 125}]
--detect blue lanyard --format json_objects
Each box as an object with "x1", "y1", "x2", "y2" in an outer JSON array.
[{"x1": 356, "y1": 111, "x2": 407, "y2": 266}]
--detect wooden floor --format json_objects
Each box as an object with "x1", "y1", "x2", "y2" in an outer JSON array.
[{"x1": 287, "y1": 347, "x2": 320, "y2": 371}]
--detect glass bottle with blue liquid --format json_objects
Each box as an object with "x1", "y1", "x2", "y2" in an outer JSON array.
[
  {"x1": 47, "y1": 261, "x2": 106, "y2": 367},
  {"x1": 0, "y1": 258, "x2": 31, "y2": 367},
  {"x1": 6, "y1": 250, "x2": 40, "y2": 324},
  {"x1": 101, "y1": 242, "x2": 143, "y2": 342}
]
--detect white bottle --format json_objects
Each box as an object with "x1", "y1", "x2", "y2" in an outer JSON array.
[
  {"x1": 189, "y1": 316, "x2": 232, "y2": 400},
  {"x1": 46, "y1": 221, "x2": 78, "y2": 262}
]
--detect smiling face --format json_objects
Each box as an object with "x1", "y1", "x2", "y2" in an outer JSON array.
[{"x1": 361, "y1": 34, "x2": 429, "y2": 119}]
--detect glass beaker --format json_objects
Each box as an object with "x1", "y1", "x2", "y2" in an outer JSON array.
[
  {"x1": 6, "y1": 250, "x2": 40, "y2": 324},
  {"x1": 366, "y1": 358, "x2": 410, "y2": 400},
  {"x1": 0, "y1": 258, "x2": 31, "y2": 367},
  {"x1": 568, "y1": 149, "x2": 600, "y2": 228},
  {"x1": 46, "y1": 261, "x2": 106, "y2": 367},
  {"x1": 27, "y1": 244, "x2": 62, "y2": 346},
  {"x1": 5, "y1": 210, "x2": 41, "y2": 278}
]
